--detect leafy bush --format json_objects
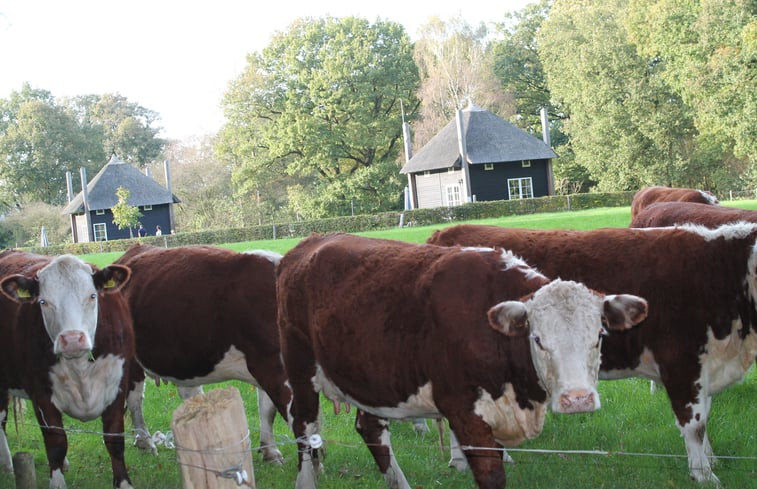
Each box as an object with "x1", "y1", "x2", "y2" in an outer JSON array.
[{"x1": 25, "y1": 191, "x2": 635, "y2": 256}]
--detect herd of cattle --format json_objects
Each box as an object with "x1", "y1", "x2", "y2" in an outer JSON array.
[{"x1": 0, "y1": 185, "x2": 754, "y2": 489}]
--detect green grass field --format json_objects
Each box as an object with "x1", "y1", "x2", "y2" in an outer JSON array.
[{"x1": 2, "y1": 202, "x2": 756, "y2": 488}]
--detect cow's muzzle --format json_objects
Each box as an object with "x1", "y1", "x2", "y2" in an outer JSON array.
[
  {"x1": 557, "y1": 389, "x2": 599, "y2": 413},
  {"x1": 55, "y1": 330, "x2": 92, "y2": 358}
]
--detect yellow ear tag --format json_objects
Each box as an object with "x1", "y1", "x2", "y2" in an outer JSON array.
[
  {"x1": 16, "y1": 288, "x2": 31, "y2": 299},
  {"x1": 103, "y1": 278, "x2": 117, "y2": 289}
]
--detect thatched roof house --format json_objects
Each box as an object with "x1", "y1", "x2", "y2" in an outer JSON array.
[
  {"x1": 64, "y1": 155, "x2": 179, "y2": 242},
  {"x1": 401, "y1": 104, "x2": 557, "y2": 209}
]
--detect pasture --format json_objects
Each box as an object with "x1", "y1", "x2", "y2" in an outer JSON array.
[{"x1": 2, "y1": 203, "x2": 756, "y2": 488}]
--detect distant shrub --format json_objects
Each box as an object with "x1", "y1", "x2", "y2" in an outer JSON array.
[{"x1": 26, "y1": 191, "x2": 634, "y2": 256}]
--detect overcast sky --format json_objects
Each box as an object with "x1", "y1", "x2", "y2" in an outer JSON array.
[{"x1": 0, "y1": 0, "x2": 531, "y2": 141}]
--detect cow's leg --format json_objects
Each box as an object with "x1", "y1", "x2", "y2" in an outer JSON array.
[
  {"x1": 411, "y1": 418, "x2": 429, "y2": 433},
  {"x1": 448, "y1": 426, "x2": 512, "y2": 471},
  {"x1": 257, "y1": 388, "x2": 284, "y2": 464},
  {"x1": 0, "y1": 391, "x2": 12, "y2": 473},
  {"x1": 445, "y1": 414, "x2": 506, "y2": 489},
  {"x1": 33, "y1": 400, "x2": 68, "y2": 489},
  {"x1": 354, "y1": 410, "x2": 411, "y2": 489},
  {"x1": 281, "y1": 331, "x2": 322, "y2": 489},
  {"x1": 246, "y1": 354, "x2": 292, "y2": 465},
  {"x1": 126, "y1": 366, "x2": 157, "y2": 454},
  {"x1": 100, "y1": 393, "x2": 134, "y2": 489},
  {"x1": 448, "y1": 428, "x2": 469, "y2": 471},
  {"x1": 665, "y1": 372, "x2": 718, "y2": 484}
]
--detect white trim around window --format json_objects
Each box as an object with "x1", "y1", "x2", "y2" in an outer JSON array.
[
  {"x1": 507, "y1": 177, "x2": 534, "y2": 200},
  {"x1": 93, "y1": 222, "x2": 107, "y2": 241}
]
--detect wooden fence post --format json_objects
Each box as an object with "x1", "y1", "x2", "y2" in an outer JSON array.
[
  {"x1": 12, "y1": 452, "x2": 36, "y2": 489},
  {"x1": 172, "y1": 387, "x2": 255, "y2": 489}
]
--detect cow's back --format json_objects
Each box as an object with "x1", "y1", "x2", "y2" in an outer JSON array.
[
  {"x1": 631, "y1": 201, "x2": 757, "y2": 228},
  {"x1": 115, "y1": 244, "x2": 280, "y2": 379},
  {"x1": 631, "y1": 186, "x2": 718, "y2": 217},
  {"x1": 278, "y1": 233, "x2": 547, "y2": 408},
  {"x1": 428, "y1": 224, "x2": 756, "y2": 370}
]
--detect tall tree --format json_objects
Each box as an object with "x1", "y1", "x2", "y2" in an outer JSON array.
[
  {"x1": 538, "y1": 0, "x2": 700, "y2": 191},
  {"x1": 0, "y1": 84, "x2": 103, "y2": 207},
  {"x1": 626, "y1": 0, "x2": 756, "y2": 182},
  {"x1": 64, "y1": 93, "x2": 165, "y2": 165},
  {"x1": 412, "y1": 16, "x2": 513, "y2": 148},
  {"x1": 493, "y1": 0, "x2": 557, "y2": 131},
  {"x1": 491, "y1": 0, "x2": 587, "y2": 193},
  {"x1": 219, "y1": 16, "x2": 420, "y2": 219}
]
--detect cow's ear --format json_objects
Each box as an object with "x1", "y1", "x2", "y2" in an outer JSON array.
[
  {"x1": 0, "y1": 275, "x2": 39, "y2": 303},
  {"x1": 603, "y1": 294, "x2": 648, "y2": 331},
  {"x1": 93, "y1": 265, "x2": 131, "y2": 294},
  {"x1": 488, "y1": 301, "x2": 529, "y2": 337}
]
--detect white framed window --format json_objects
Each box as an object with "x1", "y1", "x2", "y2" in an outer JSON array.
[
  {"x1": 484, "y1": 163, "x2": 494, "y2": 171},
  {"x1": 445, "y1": 185, "x2": 462, "y2": 206},
  {"x1": 143, "y1": 204, "x2": 153, "y2": 211},
  {"x1": 522, "y1": 160, "x2": 531, "y2": 168},
  {"x1": 93, "y1": 223, "x2": 107, "y2": 241},
  {"x1": 508, "y1": 177, "x2": 534, "y2": 200},
  {"x1": 95, "y1": 209, "x2": 105, "y2": 215}
]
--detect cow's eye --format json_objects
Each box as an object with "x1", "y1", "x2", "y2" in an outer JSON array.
[
  {"x1": 38, "y1": 299, "x2": 46, "y2": 306},
  {"x1": 530, "y1": 334, "x2": 545, "y2": 350},
  {"x1": 90, "y1": 293, "x2": 97, "y2": 300}
]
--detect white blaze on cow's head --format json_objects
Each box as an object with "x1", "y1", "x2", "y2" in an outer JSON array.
[
  {"x1": 488, "y1": 279, "x2": 648, "y2": 414},
  {"x1": 0, "y1": 255, "x2": 131, "y2": 359}
]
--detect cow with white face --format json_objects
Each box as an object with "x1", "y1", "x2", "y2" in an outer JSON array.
[
  {"x1": 0, "y1": 251, "x2": 134, "y2": 489},
  {"x1": 428, "y1": 223, "x2": 757, "y2": 483},
  {"x1": 277, "y1": 234, "x2": 648, "y2": 489}
]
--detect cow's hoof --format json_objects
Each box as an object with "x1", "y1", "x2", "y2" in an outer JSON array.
[
  {"x1": 448, "y1": 457, "x2": 469, "y2": 471},
  {"x1": 690, "y1": 469, "x2": 720, "y2": 486},
  {"x1": 134, "y1": 435, "x2": 158, "y2": 455},
  {"x1": 261, "y1": 448, "x2": 285, "y2": 465}
]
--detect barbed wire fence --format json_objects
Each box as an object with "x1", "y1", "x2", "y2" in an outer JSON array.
[{"x1": 5, "y1": 409, "x2": 757, "y2": 488}]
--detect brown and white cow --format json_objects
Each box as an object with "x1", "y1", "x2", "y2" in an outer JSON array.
[
  {"x1": 114, "y1": 244, "x2": 291, "y2": 463},
  {"x1": 428, "y1": 223, "x2": 757, "y2": 483},
  {"x1": 631, "y1": 201, "x2": 756, "y2": 228},
  {"x1": 630, "y1": 185, "x2": 718, "y2": 218},
  {"x1": 0, "y1": 251, "x2": 133, "y2": 489},
  {"x1": 277, "y1": 233, "x2": 647, "y2": 489}
]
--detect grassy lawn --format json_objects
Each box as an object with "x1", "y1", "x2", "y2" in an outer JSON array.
[{"x1": 2, "y1": 201, "x2": 756, "y2": 488}]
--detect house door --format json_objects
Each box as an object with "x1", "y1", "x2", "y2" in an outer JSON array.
[{"x1": 445, "y1": 184, "x2": 462, "y2": 206}]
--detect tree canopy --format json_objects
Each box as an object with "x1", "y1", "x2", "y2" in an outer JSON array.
[
  {"x1": 218, "y1": 16, "x2": 420, "y2": 219},
  {"x1": 0, "y1": 84, "x2": 165, "y2": 208}
]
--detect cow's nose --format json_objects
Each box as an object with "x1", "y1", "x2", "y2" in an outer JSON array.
[
  {"x1": 57, "y1": 331, "x2": 89, "y2": 356},
  {"x1": 558, "y1": 389, "x2": 598, "y2": 413}
]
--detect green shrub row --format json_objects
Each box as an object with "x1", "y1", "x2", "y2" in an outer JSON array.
[{"x1": 26, "y1": 191, "x2": 635, "y2": 256}]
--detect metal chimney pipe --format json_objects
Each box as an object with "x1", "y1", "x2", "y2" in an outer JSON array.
[
  {"x1": 456, "y1": 109, "x2": 472, "y2": 203},
  {"x1": 80, "y1": 167, "x2": 93, "y2": 242},
  {"x1": 164, "y1": 160, "x2": 176, "y2": 233},
  {"x1": 402, "y1": 121, "x2": 416, "y2": 210},
  {"x1": 540, "y1": 107, "x2": 551, "y2": 147},
  {"x1": 66, "y1": 171, "x2": 74, "y2": 202}
]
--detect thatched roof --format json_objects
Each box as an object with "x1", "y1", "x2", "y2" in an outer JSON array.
[
  {"x1": 63, "y1": 155, "x2": 180, "y2": 214},
  {"x1": 400, "y1": 105, "x2": 557, "y2": 174}
]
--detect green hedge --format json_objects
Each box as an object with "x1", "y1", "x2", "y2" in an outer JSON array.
[{"x1": 25, "y1": 191, "x2": 634, "y2": 256}]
